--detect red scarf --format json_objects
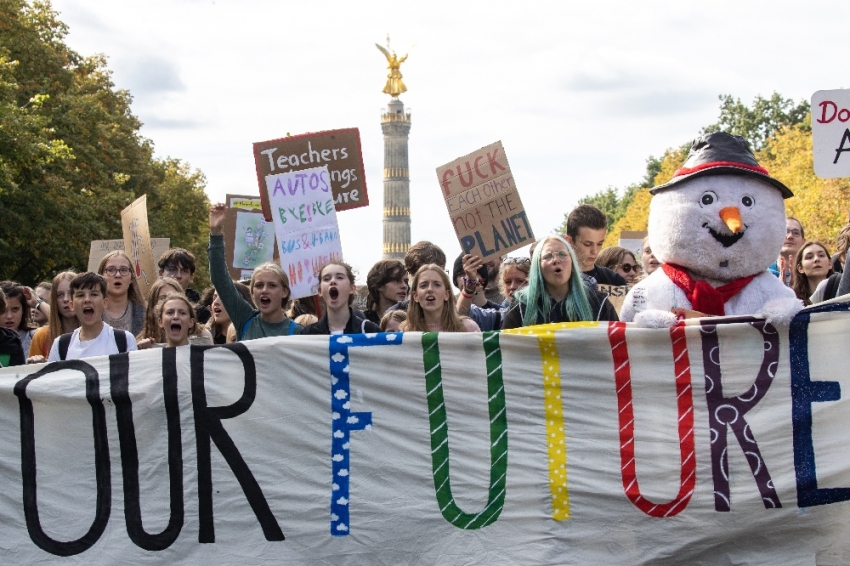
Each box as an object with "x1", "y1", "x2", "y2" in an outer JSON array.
[{"x1": 662, "y1": 264, "x2": 756, "y2": 316}]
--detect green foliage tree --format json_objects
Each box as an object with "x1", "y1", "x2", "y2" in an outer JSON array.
[
  {"x1": 702, "y1": 92, "x2": 809, "y2": 152},
  {"x1": 557, "y1": 155, "x2": 662, "y2": 234},
  {"x1": 0, "y1": 0, "x2": 209, "y2": 287}
]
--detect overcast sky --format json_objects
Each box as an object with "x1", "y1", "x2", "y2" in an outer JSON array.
[{"x1": 52, "y1": 0, "x2": 849, "y2": 280}]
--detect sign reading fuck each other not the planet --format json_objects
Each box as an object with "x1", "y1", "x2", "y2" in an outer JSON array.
[
  {"x1": 436, "y1": 141, "x2": 534, "y2": 259},
  {"x1": 265, "y1": 165, "x2": 343, "y2": 299}
]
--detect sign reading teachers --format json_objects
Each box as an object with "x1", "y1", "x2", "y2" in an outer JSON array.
[
  {"x1": 254, "y1": 128, "x2": 368, "y2": 222},
  {"x1": 812, "y1": 89, "x2": 850, "y2": 178},
  {"x1": 436, "y1": 141, "x2": 534, "y2": 259},
  {"x1": 265, "y1": 165, "x2": 343, "y2": 299}
]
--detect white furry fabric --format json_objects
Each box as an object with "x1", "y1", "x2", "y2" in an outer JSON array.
[
  {"x1": 621, "y1": 270, "x2": 802, "y2": 325},
  {"x1": 648, "y1": 176, "x2": 786, "y2": 280}
]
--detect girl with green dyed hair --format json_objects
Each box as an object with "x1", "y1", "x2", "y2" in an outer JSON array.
[{"x1": 501, "y1": 235, "x2": 618, "y2": 329}]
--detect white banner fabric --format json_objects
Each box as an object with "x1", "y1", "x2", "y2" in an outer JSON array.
[{"x1": 1, "y1": 304, "x2": 850, "y2": 565}]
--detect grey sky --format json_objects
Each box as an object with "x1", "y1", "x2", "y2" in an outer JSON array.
[{"x1": 52, "y1": 0, "x2": 849, "y2": 279}]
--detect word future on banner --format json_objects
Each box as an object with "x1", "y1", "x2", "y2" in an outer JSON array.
[
  {"x1": 1, "y1": 304, "x2": 850, "y2": 564},
  {"x1": 436, "y1": 141, "x2": 534, "y2": 259},
  {"x1": 812, "y1": 89, "x2": 850, "y2": 178}
]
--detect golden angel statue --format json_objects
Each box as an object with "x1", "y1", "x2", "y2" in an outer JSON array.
[{"x1": 376, "y1": 42, "x2": 408, "y2": 98}]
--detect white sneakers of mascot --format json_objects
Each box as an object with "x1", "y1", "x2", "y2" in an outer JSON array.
[{"x1": 621, "y1": 133, "x2": 803, "y2": 328}]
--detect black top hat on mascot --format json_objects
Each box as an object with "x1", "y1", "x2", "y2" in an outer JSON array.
[{"x1": 650, "y1": 132, "x2": 793, "y2": 199}]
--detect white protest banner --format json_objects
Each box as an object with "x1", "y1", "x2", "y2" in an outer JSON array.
[
  {"x1": 265, "y1": 165, "x2": 342, "y2": 298},
  {"x1": 2, "y1": 303, "x2": 850, "y2": 564},
  {"x1": 812, "y1": 89, "x2": 850, "y2": 178},
  {"x1": 436, "y1": 141, "x2": 534, "y2": 259}
]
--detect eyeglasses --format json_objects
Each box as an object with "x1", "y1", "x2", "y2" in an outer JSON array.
[
  {"x1": 786, "y1": 229, "x2": 802, "y2": 237},
  {"x1": 541, "y1": 251, "x2": 569, "y2": 262},
  {"x1": 503, "y1": 257, "x2": 531, "y2": 265},
  {"x1": 104, "y1": 267, "x2": 131, "y2": 277},
  {"x1": 618, "y1": 263, "x2": 642, "y2": 274},
  {"x1": 163, "y1": 265, "x2": 192, "y2": 276}
]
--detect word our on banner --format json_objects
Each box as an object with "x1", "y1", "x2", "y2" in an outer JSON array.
[
  {"x1": 253, "y1": 128, "x2": 368, "y2": 222},
  {"x1": 265, "y1": 165, "x2": 343, "y2": 299},
  {"x1": 812, "y1": 88, "x2": 850, "y2": 178},
  {"x1": 436, "y1": 141, "x2": 534, "y2": 259},
  {"x1": 2, "y1": 304, "x2": 850, "y2": 564}
]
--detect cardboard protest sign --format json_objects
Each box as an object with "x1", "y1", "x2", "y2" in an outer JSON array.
[
  {"x1": 120, "y1": 195, "x2": 156, "y2": 298},
  {"x1": 3, "y1": 304, "x2": 850, "y2": 563},
  {"x1": 222, "y1": 194, "x2": 278, "y2": 281},
  {"x1": 812, "y1": 89, "x2": 850, "y2": 178},
  {"x1": 597, "y1": 283, "x2": 631, "y2": 316},
  {"x1": 87, "y1": 238, "x2": 170, "y2": 273},
  {"x1": 254, "y1": 128, "x2": 368, "y2": 221},
  {"x1": 619, "y1": 230, "x2": 647, "y2": 261},
  {"x1": 265, "y1": 165, "x2": 343, "y2": 299},
  {"x1": 436, "y1": 141, "x2": 534, "y2": 259}
]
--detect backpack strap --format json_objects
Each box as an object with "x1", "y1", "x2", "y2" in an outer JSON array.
[
  {"x1": 113, "y1": 329, "x2": 127, "y2": 353},
  {"x1": 58, "y1": 333, "x2": 73, "y2": 361},
  {"x1": 240, "y1": 311, "x2": 260, "y2": 340},
  {"x1": 287, "y1": 319, "x2": 296, "y2": 335},
  {"x1": 825, "y1": 272, "x2": 841, "y2": 301}
]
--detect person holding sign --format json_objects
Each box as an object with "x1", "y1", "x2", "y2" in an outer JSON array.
[
  {"x1": 209, "y1": 204, "x2": 304, "y2": 340},
  {"x1": 502, "y1": 236, "x2": 618, "y2": 329},
  {"x1": 403, "y1": 265, "x2": 480, "y2": 332},
  {"x1": 303, "y1": 262, "x2": 380, "y2": 335}
]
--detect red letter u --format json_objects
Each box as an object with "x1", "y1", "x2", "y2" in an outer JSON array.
[{"x1": 608, "y1": 322, "x2": 696, "y2": 517}]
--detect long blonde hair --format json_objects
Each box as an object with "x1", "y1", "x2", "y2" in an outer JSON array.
[
  {"x1": 251, "y1": 262, "x2": 291, "y2": 309},
  {"x1": 47, "y1": 271, "x2": 78, "y2": 341},
  {"x1": 405, "y1": 264, "x2": 465, "y2": 332}
]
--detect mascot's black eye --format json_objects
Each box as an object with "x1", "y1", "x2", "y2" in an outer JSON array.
[
  {"x1": 700, "y1": 192, "x2": 716, "y2": 206},
  {"x1": 741, "y1": 195, "x2": 754, "y2": 207}
]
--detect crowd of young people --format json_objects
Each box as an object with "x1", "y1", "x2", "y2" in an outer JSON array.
[{"x1": 1, "y1": 203, "x2": 848, "y2": 367}]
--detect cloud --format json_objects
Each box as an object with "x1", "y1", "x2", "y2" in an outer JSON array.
[
  {"x1": 140, "y1": 116, "x2": 206, "y2": 130},
  {"x1": 600, "y1": 90, "x2": 715, "y2": 117},
  {"x1": 561, "y1": 70, "x2": 643, "y2": 92},
  {"x1": 120, "y1": 56, "x2": 185, "y2": 95}
]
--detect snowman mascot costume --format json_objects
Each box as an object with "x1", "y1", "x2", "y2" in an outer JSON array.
[{"x1": 621, "y1": 132, "x2": 803, "y2": 327}]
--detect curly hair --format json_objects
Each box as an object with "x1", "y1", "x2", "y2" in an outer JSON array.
[{"x1": 365, "y1": 260, "x2": 407, "y2": 312}]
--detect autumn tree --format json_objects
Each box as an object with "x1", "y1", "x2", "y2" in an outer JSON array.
[
  {"x1": 585, "y1": 93, "x2": 825, "y2": 247},
  {"x1": 0, "y1": 0, "x2": 209, "y2": 285}
]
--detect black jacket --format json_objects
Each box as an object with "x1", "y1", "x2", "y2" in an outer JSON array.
[
  {"x1": 502, "y1": 285, "x2": 619, "y2": 329},
  {"x1": 0, "y1": 328, "x2": 25, "y2": 367},
  {"x1": 304, "y1": 308, "x2": 381, "y2": 335}
]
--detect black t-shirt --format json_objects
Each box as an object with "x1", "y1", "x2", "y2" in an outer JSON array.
[
  {"x1": 583, "y1": 265, "x2": 627, "y2": 286},
  {"x1": 0, "y1": 328, "x2": 25, "y2": 367}
]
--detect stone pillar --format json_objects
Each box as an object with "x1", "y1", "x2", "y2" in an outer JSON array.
[{"x1": 381, "y1": 98, "x2": 411, "y2": 260}]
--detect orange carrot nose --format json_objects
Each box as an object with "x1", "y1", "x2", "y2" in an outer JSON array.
[{"x1": 719, "y1": 206, "x2": 743, "y2": 233}]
